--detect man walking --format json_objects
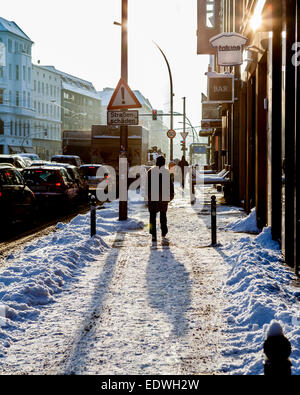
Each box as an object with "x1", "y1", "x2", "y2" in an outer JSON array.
[
  {"x1": 146, "y1": 156, "x2": 174, "y2": 242},
  {"x1": 178, "y1": 155, "x2": 189, "y2": 189}
]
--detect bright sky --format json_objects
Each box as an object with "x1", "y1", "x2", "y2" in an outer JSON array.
[{"x1": 2, "y1": 0, "x2": 209, "y2": 131}]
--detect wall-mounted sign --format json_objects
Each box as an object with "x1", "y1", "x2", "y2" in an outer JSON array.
[
  {"x1": 206, "y1": 72, "x2": 234, "y2": 103},
  {"x1": 107, "y1": 110, "x2": 139, "y2": 126},
  {"x1": 210, "y1": 32, "x2": 248, "y2": 66},
  {"x1": 197, "y1": 0, "x2": 221, "y2": 55}
]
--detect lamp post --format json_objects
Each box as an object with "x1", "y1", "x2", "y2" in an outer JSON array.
[
  {"x1": 21, "y1": 128, "x2": 48, "y2": 152},
  {"x1": 153, "y1": 42, "x2": 174, "y2": 161}
]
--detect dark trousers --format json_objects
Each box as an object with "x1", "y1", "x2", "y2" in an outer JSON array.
[{"x1": 149, "y1": 209, "x2": 168, "y2": 238}]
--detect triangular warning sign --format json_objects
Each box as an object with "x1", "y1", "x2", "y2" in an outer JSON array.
[{"x1": 107, "y1": 77, "x2": 142, "y2": 110}]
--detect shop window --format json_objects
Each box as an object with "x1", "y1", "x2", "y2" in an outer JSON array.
[{"x1": 0, "y1": 119, "x2": 4, "y2": 135}]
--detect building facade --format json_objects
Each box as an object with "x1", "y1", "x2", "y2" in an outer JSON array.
[
  {"x1": 197, "y1": 0, "x2": 299, "y2": 275},
  {"x1": 42, "y1": 66, "x2": 102, "y2": 134},
  {"x1": 31, "y1": 64, "x2": 62, "y2": 159},
  {"x1": 0, "y1": 17, "x2": 34, "y2": 154}
]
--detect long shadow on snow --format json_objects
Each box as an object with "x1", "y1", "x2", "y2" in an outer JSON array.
[
  {"x1": 61, "y1": 231, "x2": 125, "y2": 375},
  {"x1": 146, "y1": 242, "x2": 192, "y2": 337}
]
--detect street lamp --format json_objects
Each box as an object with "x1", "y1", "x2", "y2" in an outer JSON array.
[
  {"x1": 153, "y1": 41, "x2": 175, "y2": 161},
  {"x1": 21, "y1": 128, "x2": 48, "y2": 152}
]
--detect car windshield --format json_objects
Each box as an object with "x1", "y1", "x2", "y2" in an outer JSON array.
[
  {"x1": 22, "y1": 169, "x2": 61, "y2": 185},
  {"x1": 0, "y1": 157, "x2": 14, "y2": 164},
  {"x1": 80, "y1": 166, "x2": 103, "y2": 177},
  {"x1": 52, "y1": 157, "x2": 77, "y2": 166},
  {"x1": 0, "y1": 169, "x2": 24, "y2": 185}
]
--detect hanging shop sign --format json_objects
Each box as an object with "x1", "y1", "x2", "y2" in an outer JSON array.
[
  {"x1": 209, "y1": 32, "x2": 248, "y2": 66},
  {"x1": 206, "y1": 72, "x2": 234, "y2": 104}
]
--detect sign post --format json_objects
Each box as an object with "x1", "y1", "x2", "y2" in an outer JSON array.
[{"x1": 110, "y1": 0, "x2": 142, "y2": 221}]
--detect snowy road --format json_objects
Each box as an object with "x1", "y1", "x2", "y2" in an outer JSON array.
[{"x1": 1, "y1": 186, "x2": 300, "y2": 375}]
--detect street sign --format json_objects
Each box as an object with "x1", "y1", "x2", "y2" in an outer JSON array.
[
  {"x1": 180, "y1": 132, "x2": 189, "y2": 140},
  {"x1": 167, "y1": 129, "x2": 176, "y2": 139},
  {"x1": 107, "y1": 110, "x2": 139, "y2": 126},
  {"x1": 107, "y1": 77, "x2": 142, "y2": 110}
]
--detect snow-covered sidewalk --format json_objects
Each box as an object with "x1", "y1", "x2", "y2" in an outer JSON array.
[{"x1": 0, "y1": 185, "x2": 300, "y2": 375}]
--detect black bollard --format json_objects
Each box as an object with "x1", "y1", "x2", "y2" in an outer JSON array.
[
  {"x1": 211, "y1": 195, "x2": 217, "y2": 246},
  {"x1": 263, "y1": 321, "x2": 292, "y2": 376},
  {"x1": 90, "y1": 194, "x2": 96, "y2": 237}
]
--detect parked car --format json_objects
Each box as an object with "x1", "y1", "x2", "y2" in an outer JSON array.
[
  {"x1": 47, "y1": 162, "x2": 89, "y2": 201},
  {"x1": 51, "y1": 155, "x2": 83, "y2": 168},
  {"x1": 0, "y1": 155, "x2": 28, "y2": 170},
  {"x1": 0, "y1": 164, "x2": 36, "y2": 231},
  {"x1": 22, "y1": 166, "x2": 80, "y2": 207},
  {"x1": 19, "y1": 153, "x2": 40, "y2": 162},
  {"x1": 79, "y1": 164, "x2": 110, "y2": 196}
]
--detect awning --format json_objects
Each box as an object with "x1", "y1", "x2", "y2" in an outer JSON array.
[{"x1": 8, "y1": 146, "x2": 22, "y2": 154}]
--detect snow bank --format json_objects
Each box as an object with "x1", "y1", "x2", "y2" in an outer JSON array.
[
  {"x1": 0, "y1": 204, "x2": 144, "y2": 357},
  {"x1": 220, "y1": 227, "x2": 300, "y2": 375},
  {"x1": 225, "y1": 208, "x2": 260, "y2": 234}
]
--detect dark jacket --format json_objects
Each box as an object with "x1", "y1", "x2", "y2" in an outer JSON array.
[{"x1": 146, "y1": 165, "x2": 174, "y2": 213}]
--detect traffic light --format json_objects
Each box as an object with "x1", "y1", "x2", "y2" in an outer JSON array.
[{"x1": 152, "y1": 109, "x2": 158, "y2": 120}]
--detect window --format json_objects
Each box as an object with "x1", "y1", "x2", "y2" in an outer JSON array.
[
  {"x1": 28, "y1": 67, "x2": 31, "y2": 82},
  {"x1": 0, "y1": 118, "x2": 4, "y2": 135},
  {"x1": 23, "y1": 91, "x2": 26, "y2": 107},
  {"x1": 10, "y1": 120, "x2": 13, "y2": 135},
  {"x1": 0, "y1": 67, "x2": 3, "y2": 78},
  {"x1": 23, "y1": 65, "x2": 26, "y2": 81},
  {"x1": 27, "y1": 92, "x2": 31, "y2": 108},
  {"x1": 9, "y1": 64, "x2": 12, "y2": 80},
  {"x1": 16, "y1": 65, "x2": 19, "y2": 81},
  {"x1": 34, "y1": 80, "x2": 37, "y2": 91},
  {"x1": 0, "y1": 89, "x2": 3, "y2": 104},
  {"x1": 16, "y1": 91, "x2": 19, "y2": 106},
  {"x1": 8, "y1": 39, "x2": 12, "y2": 53},
  {"x1": 15, "y1": 41, "x2": 18, "y2": 53},
  {"x1": 38, "y1": 81, "x2": 40, "y2": 93},
  {"x1": 42, "y1": 82, "x2": 44, "y2": 95}
]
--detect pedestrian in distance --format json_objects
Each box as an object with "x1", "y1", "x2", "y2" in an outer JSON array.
[
  {"x1": 146, "y1": 156, "x2": 175, "y2": 242},
  {"x1": 178, "y1": 155, "x2": 189, "y2": 189}
]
